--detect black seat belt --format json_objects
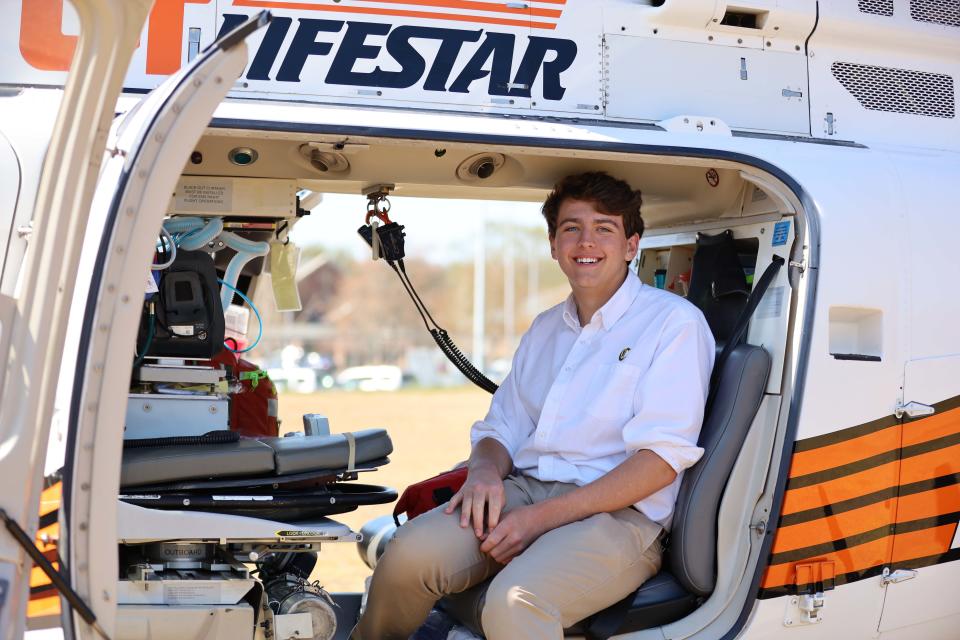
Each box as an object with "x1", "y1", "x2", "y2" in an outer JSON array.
[{"x1": 710, "y1": 254, "x2": 785, "y2": 397}]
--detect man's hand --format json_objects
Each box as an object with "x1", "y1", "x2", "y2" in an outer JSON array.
[
  {"x1": 446, "y1": 438, "x2": 514, "y2": 537},
  {"x1": 445, "y1": 464, "x2": 506, "y2": 538},
  {"x1": 479, "y1": 504, "x2": 550, "y2": 564}
]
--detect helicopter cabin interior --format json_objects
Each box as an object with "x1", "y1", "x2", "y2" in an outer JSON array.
[{"x1": 109, "y1": 125, "x2": 803, "y2": 640}]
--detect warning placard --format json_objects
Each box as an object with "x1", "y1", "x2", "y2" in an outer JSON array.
[
  {"x1": 163, "y1": 581, "x2": 223, "y2": 605},
  {"x1": 174, "y1": 180, "x2": 233, "y2": 212}
]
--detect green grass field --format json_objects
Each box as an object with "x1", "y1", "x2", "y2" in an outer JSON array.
[{"x1": 277, "y1": 387, "x2": 492, "y2": 592}]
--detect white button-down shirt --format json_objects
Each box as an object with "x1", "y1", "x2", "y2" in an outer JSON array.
[{"x1": 471, "y1": 273, "x2": 715, "y2": 528}]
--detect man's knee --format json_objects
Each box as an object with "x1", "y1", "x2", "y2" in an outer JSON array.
[
  {"x1": 374, "y1": 510, "x2": 485, "y2": 595},
  {"x1": 376, "y1": 519, "x2": 444, "y2": 580},
  {"x1": 480, "y1": 574, "x2": 563, "y2": 638}
]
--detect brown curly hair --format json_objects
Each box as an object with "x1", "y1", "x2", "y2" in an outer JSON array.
[{"x1": 541, "y1": 172, "x2": 644, "y2": 239}]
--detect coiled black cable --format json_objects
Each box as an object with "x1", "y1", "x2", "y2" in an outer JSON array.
[
  {"x1": 388, "y1": 258, "x2": 499, "y2": 395},
  {"x1": 430, "y1": 328, "x2": 499, "y2": 394}
]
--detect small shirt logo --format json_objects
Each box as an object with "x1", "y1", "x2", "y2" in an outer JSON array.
[{"x1": 619, "y1": 348, "x2": 631, "y2": 361}]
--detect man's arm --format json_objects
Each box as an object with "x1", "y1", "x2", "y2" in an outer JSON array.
[
  {"x1": 479, "y1": 449, "x2": 675, "y2": 563},
  {"x1": 445, "y1": 438, "x2": 514, "y2": 537}
]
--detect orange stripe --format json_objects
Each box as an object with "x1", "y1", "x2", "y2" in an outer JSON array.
[
  {"x1": 896, "y1": 486, "x2": 960, "y2": 523},
  {"x1": 36, "y1": 522, "x2": 59, "y2": 553},
  {"x1": 40, "y1": 482, "x2": 61, "y2": 516},
  {"x1": 771, "y1": 499, "x2": 896, "y2": 553},
  {"x1": 903, "y1": 408, "x2": 960, "y2": 447},
  {"x1": 901, "y1": 443, "x2": 960, "y2": 484},
  {"x1": 892, "y1": 523, "x2": 955, "y2": 563},
  {"x1": 764, "y1": 406, "x2": 960, "y2": 592},
  {"x1": 782, "y1": 461, "x2": 899, "y2": 514},
  {"x1": 30, "y1": 563, "x2": 57, "y2": 589},
  {"x1": 788, "y1": 425, "x2": 900, "y2": 477},
  {"x1": 353, "y1": 0, "x2": 562, "y2": 19},
  {"x1": 233, "y1": 0, "x2": 559, "y2": 29},
  {"x1": 761, "y1": 536, "x2": 893, "y2": 588},
  {"x1": 27, "y1": 595, "x2": 61, "y2": 618}
]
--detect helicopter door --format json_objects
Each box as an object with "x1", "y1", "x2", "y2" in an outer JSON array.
[
  {"x1": 0, "y1": 5, "x2": 267, "y2": 638},
  {"x1": 0, "y1": 1, "x2": 156, "y2": 635},
  {"x1": 878, "y1": 355, "x2": 960, "y2": 636}
]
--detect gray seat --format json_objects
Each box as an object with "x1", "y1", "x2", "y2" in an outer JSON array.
[{"x1": 441, "y1": 343, "x2": 771, "y2": 638}]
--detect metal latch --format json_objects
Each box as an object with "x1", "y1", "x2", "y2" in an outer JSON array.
[
  {"x1": 880, "y1": 567, "x2": 918, "y2": 586},
  {"x1": 824, "y1": 112, "x2": 836, "y2": 136},
  {"x1": 785, "y1": 593, "x2": 825, "y2": 626},
  {"x1": 784, "y1": 560, "x2": 834, "y2": 627},
  {"x1": 895, "y1": 401, "x2": 935, "y2": 419}
]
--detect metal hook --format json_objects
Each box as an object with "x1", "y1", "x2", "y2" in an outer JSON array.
[
  {"x1": 363, "y1": 183, "x2": 395, "y2": 225},
  {"x1": 365, "y1": 195, "x2": 393, "y2": 225},
  {"x1": 275, "y1": 220, "x2": 290, "y2": 245}
]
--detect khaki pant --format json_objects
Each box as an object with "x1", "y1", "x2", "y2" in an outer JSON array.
[{"x1": 354, "y1": 473, "x2": 663, "y2": 640}]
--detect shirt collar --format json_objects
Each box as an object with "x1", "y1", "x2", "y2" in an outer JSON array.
[{"x1": 561, "y1": 272, "x2": 643, "y2": 332}]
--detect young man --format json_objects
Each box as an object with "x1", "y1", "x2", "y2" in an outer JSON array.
[{"x1": 354, "y1": 172, "x2": 715, "y2": 640}]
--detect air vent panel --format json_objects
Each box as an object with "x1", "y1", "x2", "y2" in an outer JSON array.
[
  {"x1": 858, "y1": 0, "x2": 894, "y2": 16},
  {"x1": 832, "y1": 62, "x2": 955, "y2": 119},
  {"x1": 910, "y1": 0, "x2": 960, "y2": 26}
]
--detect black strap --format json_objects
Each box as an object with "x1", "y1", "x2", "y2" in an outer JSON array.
[
  {"x1": 0, "y1": 508, "x2": 109, "y2": 638},
  {"x1": 710, "y1": 255, "x2": 785, "y2": 395}
]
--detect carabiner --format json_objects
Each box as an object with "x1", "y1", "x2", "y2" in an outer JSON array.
[{"x1": 365, "y1": 196, "x2": 393, "y2": 225}]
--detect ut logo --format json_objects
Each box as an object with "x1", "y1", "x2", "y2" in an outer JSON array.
[{"x1": 19, "y1": 0, "x2": 209, "y2": 74}]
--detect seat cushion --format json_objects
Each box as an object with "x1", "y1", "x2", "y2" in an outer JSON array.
[
  {"x1": 441, "y1": 571, "x2": 698, "y2": 638},
  {"x1": 584, "y1": 571, "x2": 700, "y2": 637},
  {"x1": 121, "y1": 438, "x2": 276, "y2": 487},
  {"x1": 261, "y1": 429, "x2": 393, "y2": 475},
  {"x1": 120, "y1": 429, "x2": 394, "y2": 488}
]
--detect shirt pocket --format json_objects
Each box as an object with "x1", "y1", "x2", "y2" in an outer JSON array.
[{"x1": 583, "y1": 362, "x2": 644, "y2": 422}]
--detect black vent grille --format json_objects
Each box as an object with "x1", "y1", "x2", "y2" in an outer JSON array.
[
  {"x1": 832, "y1": 62, "x2": 955, "y2": 118},
  {"x1": 910, "y1": 0, "x2": 960, "y2": 26},
  {"x1": 858, "y1": 0, "x2": 894, "y2": 16}
]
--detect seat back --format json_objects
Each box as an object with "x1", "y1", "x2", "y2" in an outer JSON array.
[{"x1": 668, "y1": 343, "x2": 771, "y2": 596}]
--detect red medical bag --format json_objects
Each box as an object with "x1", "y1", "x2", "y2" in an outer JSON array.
[
  {"x1": 213, "y1": 350, "x2": 279, "y2": 438},
  {"x1": 393, "y1": 467, "x2": 468, "y2": 525}
]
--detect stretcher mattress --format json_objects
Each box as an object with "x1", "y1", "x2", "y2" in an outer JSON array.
[{"x1": 120, "y1": 429, "x2": 393, "y2": 488}]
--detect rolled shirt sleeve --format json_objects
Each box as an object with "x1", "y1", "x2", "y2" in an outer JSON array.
[
  {"x1": 470, "y1": 331, "x2": 536, "y2": 459},
  {"x1": 623, "y1": 315, "x2": 715, "y2": 473}
]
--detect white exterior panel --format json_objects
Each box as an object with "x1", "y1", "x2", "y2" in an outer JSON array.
[{"x1": 604, "y1": 35, "x2": 809, "y2": 134}]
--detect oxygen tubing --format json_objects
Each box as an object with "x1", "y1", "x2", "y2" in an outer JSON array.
[
  {"x1": 162, "y1": 217, "x2": 224, "y2": 250},
  {"x1": 181, "y1": 218, "x2": 224, "y2": 250},
  {"x1": 219, "y1": 231, "x2": 270, "y2": 312}
]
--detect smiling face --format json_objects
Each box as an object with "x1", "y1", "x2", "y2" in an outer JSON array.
[{"x1": 550, "y1": 198, "x2": 640, "y2": 313}]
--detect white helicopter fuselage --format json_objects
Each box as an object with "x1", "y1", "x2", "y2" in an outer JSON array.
[{"x1": 0, "y1": 1, "x2": 958, "y2": 639}]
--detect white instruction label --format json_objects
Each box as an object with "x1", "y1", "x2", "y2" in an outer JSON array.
[
  {"x1": 170, "y1": 324, "x2": 195, "y2": 336},
  {"x1": 163, "y1": 581, "x2": 222, "y2": 605},
  {"x1": 145, "y1": 274, "x2": 159, "y2": 295},
  {"x1": 176, "y1": 180, "x2": 233, "y2": 212},
  {"x1": 756, "y1": 286, "x2": 785, "y2": 320}
]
